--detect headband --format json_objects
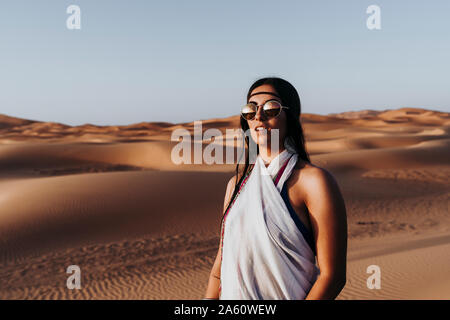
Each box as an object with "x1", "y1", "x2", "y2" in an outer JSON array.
[{"x1": 248, "y1": 91, "x2": 281, "y2": 98}]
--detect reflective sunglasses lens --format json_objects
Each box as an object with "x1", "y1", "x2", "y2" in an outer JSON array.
[
  {"x1": 263, "y1": 101, "x2": 282, "y2": 118},
  {"x1": 241, "y1": 104, "x2": 257, "y2": 120}
]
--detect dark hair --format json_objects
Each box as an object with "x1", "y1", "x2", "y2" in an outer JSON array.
[{"x1": 220, "y1": 77, "x2": 310, "y2": 231}]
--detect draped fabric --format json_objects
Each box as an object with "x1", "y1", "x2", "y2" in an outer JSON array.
[{"x1": 220, "y1": 148, "x2": 320, "y2": 300}]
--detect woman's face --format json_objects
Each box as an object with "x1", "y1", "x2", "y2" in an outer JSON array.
[{"x1": 247, "y1": 84, "x2": 288, "y2": 150}]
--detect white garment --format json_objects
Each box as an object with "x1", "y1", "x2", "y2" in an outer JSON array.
[{"x1": 220, "y1": 148, "x2": 320, "y2": 300}]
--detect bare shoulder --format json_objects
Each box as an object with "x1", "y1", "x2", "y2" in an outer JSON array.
[
  {"x1": 296, "y1": 161, "x2": 338, "y2": 189},
  {"x1": 226, "y1": 175, "x2": 237, "y2": 195},
  {"x1": 223, "y1": 175, "x2": 238, "y2": 213},
  {"x1": 291, "y1": 160, "x2": 345, "y2": 212}
]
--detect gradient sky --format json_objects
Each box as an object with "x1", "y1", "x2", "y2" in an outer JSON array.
[{"x1": 1, "y1": 0, "x2": 449, "y2": 126}]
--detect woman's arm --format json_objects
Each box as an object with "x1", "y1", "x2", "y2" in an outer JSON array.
[
  {"x1": 302, "y1": 167, "x2": 348, "y2": 300},
  {"x1": 204, "y1": 243, "x2": 222, "y2": 299},
  {"x1": 204, "y1": 176, "x2": 236, "y2": 299}
]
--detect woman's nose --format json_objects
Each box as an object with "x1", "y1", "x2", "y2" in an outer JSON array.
[{"x1": 253, "y1": 105, "x2": 266, "y2": 121}]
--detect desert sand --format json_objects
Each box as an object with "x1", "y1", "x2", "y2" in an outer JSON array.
[{"x1": 0, "y1": 107, "x2": 449, "y2": 299}]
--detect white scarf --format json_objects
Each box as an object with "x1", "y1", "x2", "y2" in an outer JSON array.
[{"x1": 220, "y1": 146, "x2": 320, "y2": 300}]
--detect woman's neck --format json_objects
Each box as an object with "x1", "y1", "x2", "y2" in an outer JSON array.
[{"x1": 258, "y1": 145, "x2": 286, "y2": 167}]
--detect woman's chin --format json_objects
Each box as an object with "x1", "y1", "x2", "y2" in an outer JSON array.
[
  {"x1": 257, "y1": 137, "x2": 270, "y2": 147},
  {"x1": 250, "y1": 134, "x2": 275, "y2": 149}
]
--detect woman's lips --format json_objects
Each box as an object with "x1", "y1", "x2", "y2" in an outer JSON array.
[{"x1": 255, "y1": 127, "x2": 270, "y2": 134}]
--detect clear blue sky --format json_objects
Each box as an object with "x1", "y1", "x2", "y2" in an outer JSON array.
[{"x1": 1, "y1": 0, "x2": 449, "y2": 126}]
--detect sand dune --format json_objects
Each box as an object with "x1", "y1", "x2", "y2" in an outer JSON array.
[
  {"x1": 0, "y1": 107, "x2": 449, "y2": 299},
  {"x1": 339, "y1": 231, "x2": 450, "y2": 300}
]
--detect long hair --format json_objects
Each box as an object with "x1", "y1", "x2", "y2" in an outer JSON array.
[{"x1": 220, "y1": 77, "x2": 311, "y2": 231}]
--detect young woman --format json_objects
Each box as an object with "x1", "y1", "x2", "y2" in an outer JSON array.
[{"x1": 204, "y1": 77, "x2": 347, "y2": 300}]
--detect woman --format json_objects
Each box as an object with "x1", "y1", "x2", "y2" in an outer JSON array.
[{"x1": 204, "y1": 77, "x2": 347, "y2": 300}]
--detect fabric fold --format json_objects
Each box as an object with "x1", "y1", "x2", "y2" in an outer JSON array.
[{"x1": 220, "y1": 147, "x2": 320, "y2": 300}]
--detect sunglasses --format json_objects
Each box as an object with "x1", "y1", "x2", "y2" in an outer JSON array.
[{"x1": 240, "y1": 99, "x2": 289, "y2": 121}]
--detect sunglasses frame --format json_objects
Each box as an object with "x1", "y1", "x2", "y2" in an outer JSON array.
[{"x1": 240, "y1": 99, "x2": 289, "y2": 121}]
